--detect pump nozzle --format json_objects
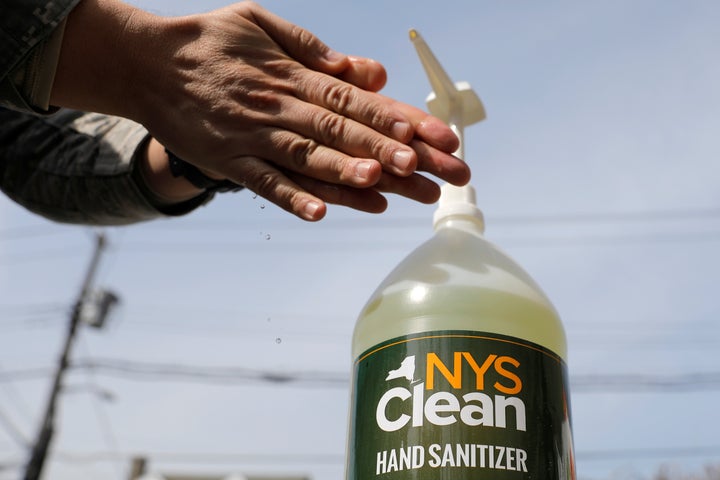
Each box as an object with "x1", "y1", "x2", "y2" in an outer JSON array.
[
  {"x1": 410, "y1": 29, "x2": 485, "y2": 231},
  {"x1": 409, "y1": 29, "x2": 486, "y2": 154}
]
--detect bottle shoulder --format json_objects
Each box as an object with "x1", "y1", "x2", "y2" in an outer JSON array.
[
  {"x1": 371, "y1": 227, "x2": 553, "y2": 307},
  {"x1": 353, "y1": 228, "x2": 566, "y2": 360}
]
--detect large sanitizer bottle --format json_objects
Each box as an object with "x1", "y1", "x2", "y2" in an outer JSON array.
[{"x1": 345, "y1": 30, "x2": 575, "y2": 480}]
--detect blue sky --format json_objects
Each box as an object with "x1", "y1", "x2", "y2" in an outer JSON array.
[{"x1": 2, "y1": 1, "x2": 720, "y2": 479}]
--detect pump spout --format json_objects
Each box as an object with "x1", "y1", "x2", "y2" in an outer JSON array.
[{"x1": 409, "y1": 29, "x2": 486, "y2": 135}]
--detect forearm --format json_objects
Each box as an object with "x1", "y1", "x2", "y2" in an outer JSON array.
[
  {"x1": 50, "y1": 0, "x2": 161, "y2": 120},
  {"x1": 0, "y1": 108, "x2": 209, "y2": 225}
]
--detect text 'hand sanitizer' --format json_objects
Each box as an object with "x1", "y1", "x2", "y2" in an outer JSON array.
[{"x1": 345, "y1": 30, "x2": 576, "y2": 480}]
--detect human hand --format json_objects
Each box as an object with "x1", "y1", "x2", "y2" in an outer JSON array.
[{"x1": 52, "y1": 0, "x2": 470, "y2": 220}]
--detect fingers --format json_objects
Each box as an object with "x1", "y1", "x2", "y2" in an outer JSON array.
[
  {"x1": 291, "y1": 71, "x2": 414, "y2": 144},
  {"x1": 228, "y1": 148, "x2": 460, "y2": 221},
  {"x1": 391, "y1": 101, "x2": 460, "y2": 153},
  {"x1": 288, "y1": 173, "x2": 389, "y2": 214},
  {"x1": 410, "y1": 139, "x2": 471, "y2": 186},
  {"x1": 247, "y1": 2, "x2": 350, "y2": 74},
  {"x1": 234, "y1": 155, "x2": 327, "y2": 221},
  {"x1": 240, "y1": 2, "x2": 466, "y2": 188},
  {"x1": 232, "y1": 157, "x2": 389, "y2": 221},
  {"x1": 376, "y1": 173, "x2": 441, "y2": 204},
  {"x1": 338, "y1": 56, "x2": 388, "y2": 92},
  {"x1": 253, "y1": 127, "x2": 384, "y2": 187},
  {"x1": 266, "y1": 94, "x2": 469, "y2": 189},
  {"x1": 281, "y1": 70, "x2": 467, "y2": 186},
  {"x1": 272, "y1": 95, "x2": 417, "y2": 178}
]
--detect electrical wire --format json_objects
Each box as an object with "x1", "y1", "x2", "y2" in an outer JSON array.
[
  {"x1": 0, "y1": 206, "x2": 717, "y2": 238},
  {"x1": 4, "y1": 358, "x2": 720, "y2": 393},
  {"x1": 99, "y1": 229, "x2": 720, "y2": 258},
  {"x1": 2, "y1": 207, "x2": 720, "y2": 264},
  {"x1": 16, "y1": 444, "x2": 720, "y2": 465},
  {"x1": 76, "y1": 337, "x2": 121, "y2": 469},
  {"x1": 0, "y1": 405, "x2": 28, "y2": 449},
  {"x1": 0, "y1": 363, "x2": 33, "y2": 426},
  {"x1": 6, "y1": 358, "x2": 717, "y2": 394}
]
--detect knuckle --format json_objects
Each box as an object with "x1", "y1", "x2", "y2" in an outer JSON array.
[
  {"x1": 287, "y1": 137, "x2": 319, "y2": 169},
  {"x1": 369, "y1": 135, "x2": 394, "y2": 163},
  {"x1": 252, "y1": 170, "x2": 283, "y2": 200},
  {"x1": 291, "y1": 24, "x2": 315, "y2": 51},
  {"x1": 243, "y1": 88, "x2": 282, "y2": 113},
  {"x1": 321, "y1": 81, "x2": 354, "y2": 113},
  {"x1": 370, "y1": 108, "x2": 395, "y2": 133},
  {"x1": 316, "y1": 111, "x2": 348, "y2": 144}
]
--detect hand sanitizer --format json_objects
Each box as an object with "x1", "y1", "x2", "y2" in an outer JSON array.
[{"x1": 345, "y1": 30, "x2": 576, "y2": 480}]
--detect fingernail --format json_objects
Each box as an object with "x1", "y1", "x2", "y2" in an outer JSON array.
[
  {"x1": 355, "y1": 161, "x2": 374, "y2": 179},
  {"x1": 304, "y1": 200, "x2": 322, "y2": 219},
  {"x1": 392, "y1": 149, "x2": 414, "y2": 172},
  {"x1": 391, "y1": 121, "x2": 412, "y2": 140}
]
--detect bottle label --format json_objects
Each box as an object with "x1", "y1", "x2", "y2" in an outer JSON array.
[{"x1": 347, "y1": 330, "x2": 575, "y2": 480}]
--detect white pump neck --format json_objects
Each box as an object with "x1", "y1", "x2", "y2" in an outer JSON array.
[{"x1": 410, "y1": 29, "x2": 486, "y2": 233}]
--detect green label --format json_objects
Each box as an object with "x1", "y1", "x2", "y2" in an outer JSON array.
[{"x1": 347, "y1": 331, "x2": 575, "y2": 480}]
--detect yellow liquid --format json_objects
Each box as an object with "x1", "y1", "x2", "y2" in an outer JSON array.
[{"x1": 352, "y1": 217, "x2": 567, "y2": 361}]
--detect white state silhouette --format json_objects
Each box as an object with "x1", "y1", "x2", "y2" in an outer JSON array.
[{"x1": 385, "y1": 355, "x2": 416, "y2": 381}]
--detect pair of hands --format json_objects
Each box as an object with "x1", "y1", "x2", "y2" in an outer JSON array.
[{"x1": 52, "y1": 0, "x2": 470, "y2": 221}]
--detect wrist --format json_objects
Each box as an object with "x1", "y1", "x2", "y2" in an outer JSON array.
[
  {"x1": 50, "y1": 0, "x2": 165, "y2": 119},
  {"x1": 165, "y1": 150, "x2": 243, "y2": 193},
  {"x1": 138, "y1": 138, "x2": 208, "y2": 203}
]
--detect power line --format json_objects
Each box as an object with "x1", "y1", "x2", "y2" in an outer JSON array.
[
  {"x1": 3, "y1": 444, "x2": 718, "y2": 466},
  {"x1": 51, "y1": 450, "x2": 345, "y2": 466},
  {"x1": 71, "y1": 359, "x2": 348, "y2": 388},
  {"x1": 0, "y1": 405, "x2": 28, "y2": 449},
  {"x1": 0, "y1": 225, "x2": 71, "y2": 242},
  {"x1": 131, "y1": 206, "x2": 720, "y2": 231},
  {"x1": 0, "y1": 248, "x2": 86, "y2": 266},
  {"x1": 577, "y1": 445, "x2": 720, "y2": 461},
  {"x1": 4, "y1": 359, "x2": 720, "y2": 393},
  {"x1": 571, "y1": 372, "x2": 720, "y2": 392},
  {"x1": 0, "y1": 368, "x2": 49, "y2": 382},
  {"x1": 0, "y1": 363, "x2": 33, "y2": 424},
  {"x1": 0, "y1": 303, "x2": 68, "y2": 315},
  {"x1": 109, "y1": 230, "x2": 720, "y2": 256},
  {"x1": 76, "y1": 337, "x2": 121, "y2": 474},
  {"x1": 10, "y1": 359, "x2": 717, "y2": 393},
  {"x1": 2, "y1": 207, "x2": 720, "y2": 256},
  {"x1": 0, "y1": 206, "x2": 712, "y2": 241}
]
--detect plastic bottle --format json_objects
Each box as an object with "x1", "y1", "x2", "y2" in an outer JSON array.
[{"x1": 345, "y1": 31, "x2": 575, "y2": 480}]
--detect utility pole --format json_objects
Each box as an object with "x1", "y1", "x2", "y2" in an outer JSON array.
[
  {"x1": 23, "y1": 232, "x2": 109, "y2": 480},
  {"x1": 127, "y1": 456, "x2": 147, "y2": 480}
]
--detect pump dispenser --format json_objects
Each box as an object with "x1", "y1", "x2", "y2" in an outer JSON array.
[{"x1": 345, "y1": 30, "x2": 575, "y2": 480}]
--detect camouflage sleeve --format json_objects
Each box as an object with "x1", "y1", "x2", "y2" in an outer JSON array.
[
  {"x1": 0, "y1": 108, "x2": 213, "y2": 225},
  {"x1": 0, "y1": 0, "x2": 80, "y2": 113}
]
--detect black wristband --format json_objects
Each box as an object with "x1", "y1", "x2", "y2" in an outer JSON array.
[{"x1": 165, "y1": 149, "x2": 243, "y2": 193}]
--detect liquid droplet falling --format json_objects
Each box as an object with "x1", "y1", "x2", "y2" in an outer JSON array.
[
  {"x1": 260, "y1": 204, "x2": 266, "y2": 210},
  {"x1": 265, "y1": 234, "x2": 271, "y2": 240},
  {"x1": 275, "y1": 337, "x2": 282, "y2": 344}
]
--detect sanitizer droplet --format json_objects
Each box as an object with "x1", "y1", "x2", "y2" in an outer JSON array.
[
  {"x1": 260, "y1": 204, "x2": 266, "y2": 210},
  {"x1": 275, "y1": 337, "x2": 282, "y2": 344},
  {"x1": 265, "y1": 234, "x2": 271, "y2": 240},
  {"x1": 252, "y1": 194, "x2": 258, "y2": 199}
]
